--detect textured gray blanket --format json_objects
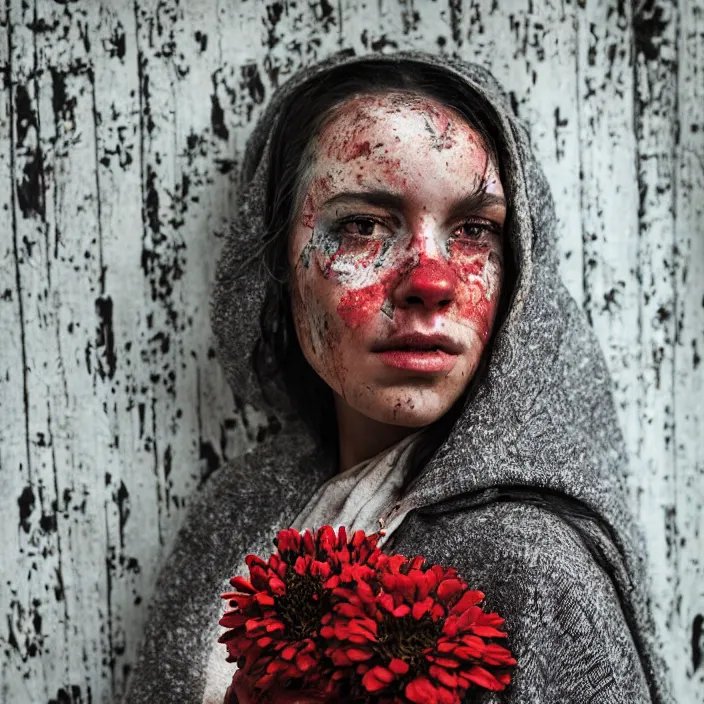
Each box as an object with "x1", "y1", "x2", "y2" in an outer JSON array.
[{"x1": 121, "y1": 50, "x2": 673, "y2": 703}]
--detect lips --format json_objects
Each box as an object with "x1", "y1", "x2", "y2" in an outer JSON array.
[
  {"x1": 371, "y1": 332, "x2": 463, "y2": 355},
  {"x1": 372, "y1": 332, "x2": 462, "y2": 373}
]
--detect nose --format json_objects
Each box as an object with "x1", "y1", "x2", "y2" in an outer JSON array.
[{"x1": 392, "y1": 252, "x2": 458, "y2": 310}]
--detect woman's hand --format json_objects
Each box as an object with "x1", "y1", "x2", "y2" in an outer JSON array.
[{"x1": 225, "y1": 671, "x2": 331, "y2": 704}]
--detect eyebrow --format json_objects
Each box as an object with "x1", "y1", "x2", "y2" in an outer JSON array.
[{"x1": 321, "y1": 187, "x2": 507, "y2": 219}]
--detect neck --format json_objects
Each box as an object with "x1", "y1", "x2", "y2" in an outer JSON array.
[{"x1": 334, "y1": 395, "x2": 418, "y2": 473}]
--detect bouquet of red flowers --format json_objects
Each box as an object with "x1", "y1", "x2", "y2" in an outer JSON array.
[{"x1": 219, "y1": 526, "x2": 516, "y2": 704}]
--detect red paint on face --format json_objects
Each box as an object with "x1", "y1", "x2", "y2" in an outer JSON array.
[
  {"x1": 299, "y1": 175, "x2": 334, "y2": 229},
  {"x1": 405, "y1": 253, "x2": 458, "y2": 305},
  {"x1": 343, "y1": 139, "x2": 372, "y2": 162},
  {"x1": 447, "y1": 240, "x2": 500, "y2": 342},
  {"x1": 336, "y1": 282, "x2": 386, "y2": 328},
  {"x1": 324, "y1": 104, "x2": 377, "y2": 162},
  {"x1": 289, "y1": 92, "x2": 506, "y2": 430},
  {"x1": 335, "y1": 241, "x2": 499, "y2": 343}
]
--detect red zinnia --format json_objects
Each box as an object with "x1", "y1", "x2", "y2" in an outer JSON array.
[
  {"x1": 219, "y1": 526, "x2": 383, "y2": 694},
  {"x1": 321, "y1": 553, "x2": 516, "y2": 704}
]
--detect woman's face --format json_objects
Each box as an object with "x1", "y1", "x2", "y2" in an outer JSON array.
[{"x1": 288, "y1": 92, "x2": 506, "y2": 428}]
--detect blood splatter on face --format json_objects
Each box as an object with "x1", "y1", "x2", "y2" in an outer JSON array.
[{"x1": 288, "y1": 92, "x2": 506, "y2": 432}]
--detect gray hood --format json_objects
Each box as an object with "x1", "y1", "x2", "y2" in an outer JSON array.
[{"x1": 209, "y1": 50, "x2": 671, "y2": 703}]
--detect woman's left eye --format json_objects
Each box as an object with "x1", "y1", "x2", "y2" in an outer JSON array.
[{"x1": 453, "y1": 221, "x2": 497, "y2": 240}]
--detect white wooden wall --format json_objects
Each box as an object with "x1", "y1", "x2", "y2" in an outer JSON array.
[{"x1": 0, "y1": 1, "x2": 701, "y2": 702}]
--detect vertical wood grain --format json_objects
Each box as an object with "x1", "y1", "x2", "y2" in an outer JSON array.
[
  {"x1": 675, "y1": 0, "x2": 704, "y2": 696},
  {"x1": 632, "y1": 0, "x2": 680, "y2": 684},
  {"x1": 0, "y1": 1, "x2": 701, "y2": 702}
]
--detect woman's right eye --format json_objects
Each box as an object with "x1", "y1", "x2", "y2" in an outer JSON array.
[{"x1": 335, "y1": 218, "x2": 380, "y2": 238}]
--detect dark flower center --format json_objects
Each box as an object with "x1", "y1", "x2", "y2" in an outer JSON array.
[
  {"x1": 276, "y1": 569, "x2": 330, "y2": 641},
  {"x1": 375, "y1": 611, "x2": 443, "y2": 671}
]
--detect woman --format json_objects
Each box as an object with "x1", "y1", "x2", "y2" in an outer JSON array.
[{"x1": 121, "y1": 51, "x2": 672, "y2": 703}]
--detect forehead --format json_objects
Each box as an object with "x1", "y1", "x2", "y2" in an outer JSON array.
[
  {"x1": 320, "y1": 92, "x2": 470, "y2": 144},
  {"x1": 308, "y1": 92, "x2": 498, "y2": 196}
]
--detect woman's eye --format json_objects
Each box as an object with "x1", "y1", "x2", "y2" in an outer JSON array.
[
  {"x1": 337, "y1": 218, "x2": 379, "y2": 238},
  {"x1": 453, "y1": 221, "x2": 496, "y2": 240}
]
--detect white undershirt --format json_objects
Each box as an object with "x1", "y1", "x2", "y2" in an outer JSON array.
[
  {"x1": 201, "y1": 432, "x2": 422, "y2": 704},
  {"x1": 290, "y1": 430, "x2": 421, "y2": 542}
]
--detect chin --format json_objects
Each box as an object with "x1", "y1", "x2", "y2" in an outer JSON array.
[{"x1": 351, "y1": 385, "x2": 458, "y2": 428}]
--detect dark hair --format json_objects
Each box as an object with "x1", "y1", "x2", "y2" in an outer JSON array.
[{"x1": 252, "y1": 58, "x2": 515, "y2": 478}]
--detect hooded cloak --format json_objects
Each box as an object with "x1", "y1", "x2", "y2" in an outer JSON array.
[{"x1": 121, "y1": 50, "x2": 673, "y2": 704}]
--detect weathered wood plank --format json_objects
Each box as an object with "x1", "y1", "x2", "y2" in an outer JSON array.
[
  {"x1": 631, "y1": 0, "x2": 680, "y2": 692},
  {"x1": 3, "y1": 1, "x2": 74, "y2": 701},
  {"x1": 576, "y1": 0, "x2": 641, "y2": 472},
  {"x1": 577, "y1": 0, "x2": 642, "y2": 500},
  {"x1": 87, "y1": 2, "x2": 157, "y2": 697},
  {"x1": 675, "y1": 0, "x2": 704, "y2": 696},
  {"x1": 0, "y1": 2, "x2": 40, "y2": 702},
  {"x1": 575, "y1": 0, "x2": 683, "y2": 690}
]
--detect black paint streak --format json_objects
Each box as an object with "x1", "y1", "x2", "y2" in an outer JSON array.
[
  {"x1": 448, "y1": 0, "x2": 462, "y2": 45},
  {"x1": 164, "y1": 443, "x2": 173, "y2": 511},
  {"x1": 151, "y1": 397, "x2": 164, "y2": 546},
  {"x1": 7, "y1": 40, "x2": 32, "y2": 478},
  {"x1": 116, "y1": 481, "x2": 130, "y2": 550},
  {"x1": 89, "y1": 67, "x2": 107, "y2": 293},
  {"x1": 554, "y1": 107, "x2": 568, "y2": 161},
  {"x1": 95, "y1": 295, "x2": 117, "y2": 380},
  {"x1": 103, "y1": 507, "x2": 116, "y2": 696},
  {"x1": 370, "y1": 34, "x2": 398, "y2": 52},
  {"x1": 15, "y1": 83, "x2": 45, "y2": 220},
  {"x1": 210, "y1": 73, "x2": 229, "y2": 141},
  {"x1": 46, "y1": 397, "x2": 68, "y2": 619},
  {"x1": 18, "y1": 485, "x2": 35, "y2": 533},
  {"x1": 194, "y1": 30, "x2": 207, "y2": 52},
  {"x1": 693, "y1": 614, "x2": 703, "y2": 672},
  {"x1": 664, "y1": 505, "x2": 677, "y2": 560},
  {"x1": 105, "y1": 20, "x2": 126, "y2": 60},
  {"x1": 51, "y1": 69, "x2": 77, "y2": 127},
  {"x1": 144, "y1": 164, "x2": 160, "y2": 236},
  {"x1": 164, "y1": 445, "x2": 172, "y2": 478},
  {"x1": 137, "y1": 402, "x2": 146, "y2": 438},
  {"x1": 264, "y1": 1, "x2": 284, "y2": 49},
  {"x1": 47, "y1": 684, "x2": 89, "y2": 704},
  {"x1": 633, "y1": 0, "x2": 670, "y2": 61},
  {"x1": 241, "y1": 63, "x2": 266, "y2": 122},
  {"x1": 198, "y1": 439, "x2": 221, "y2": 488}
]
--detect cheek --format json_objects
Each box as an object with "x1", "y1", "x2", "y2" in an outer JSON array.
[
  {"x1": 313, "y1": 237, "x2": 404, "y2": 330},
  {"x1": 448, "y1": 242, "x2": 503, "y2": 342},
  {"x1": 291, "y1": 264, "x2": 336, "y2": 358},
  {"x1": 320, "y1": 237, "x2": 384, "y2": 281},
  {"x1": 337, "y1": 281, "x2": 387, "y2": 329},
  {"x1": 334, "y1": 249, "x2": 416, "y2": 329}
]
